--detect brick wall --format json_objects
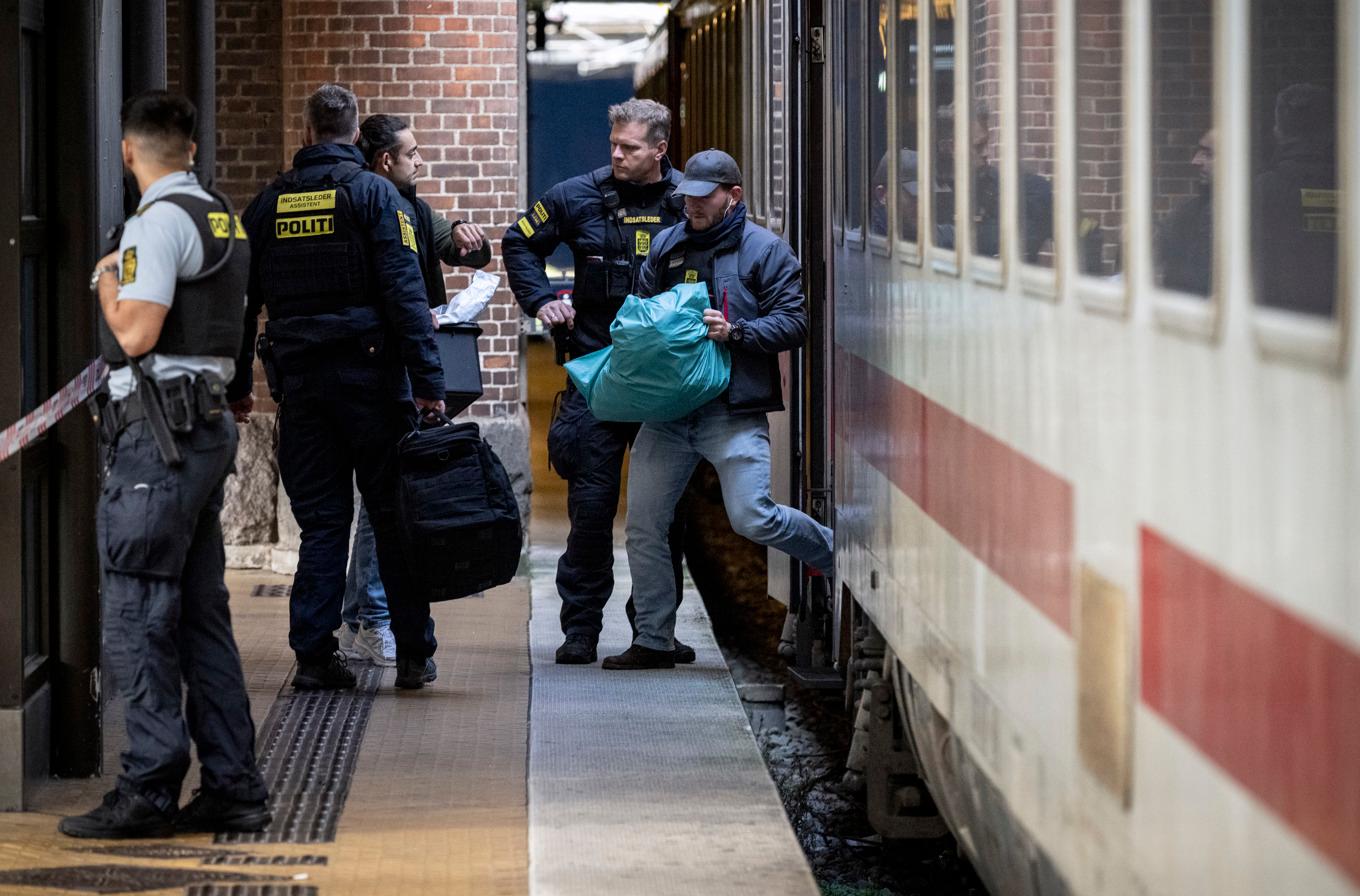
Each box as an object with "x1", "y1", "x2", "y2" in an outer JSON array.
[
  {"x1": 1075, "y1": 0, "x2": 1122, "y2": 275},
  {"x1": 1151, "y1": 0, "x2": 1212, "y2": 218}
]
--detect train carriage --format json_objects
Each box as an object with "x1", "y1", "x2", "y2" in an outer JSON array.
[{"x1": 642, "y1": 1, "x2": 1360, "y2": 894}]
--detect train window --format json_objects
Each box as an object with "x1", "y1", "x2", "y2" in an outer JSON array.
[
  {"x1": 930, "y1": 0, "x2": 956, "y2": 255},
  {"x1": 844, "y1": 0, "x2": 866, "y2": 242},
  {"x1": 1249, "y1": 0, "x2": 1339, "y2": 318},
  {"x1": 1016, "y1": 0, "x2": 1057, "y2": 269},
  {"x1": 868, "y1": 0, "x2": 891, "y2": 241},
  {"x1": 1074, "y1": 0, "x2": 1124, "y2": 280},
  {"x1": 1150, "y1": 0, "x2": 1213, "y2": 299},
  {"x1": 894, "y1": 0, "x2": 920, "y2": 249},
  {"x1": 969, "y1": 0, "x2": 1003, "y2": 263},
  {"x1": 768, "y1": 0, "x2": 786, "y2": 232}
]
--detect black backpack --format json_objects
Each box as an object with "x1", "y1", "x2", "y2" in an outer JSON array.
[{"x1": 396, "y1": 417, "x2": 522, "y2": 601}]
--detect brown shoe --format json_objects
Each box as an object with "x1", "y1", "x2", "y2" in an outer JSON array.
[{"x1": 601, "y1": 644, "x2": 676, "y2": 670}]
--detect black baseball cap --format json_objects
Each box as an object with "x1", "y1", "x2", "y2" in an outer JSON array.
[{"x1": 675, "y1": 149, "x2": 743, "y2": 197}]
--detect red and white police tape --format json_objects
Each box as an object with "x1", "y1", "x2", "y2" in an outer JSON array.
[{"x1": 0, "y1": 359, "x2": 109, "y2": 465}]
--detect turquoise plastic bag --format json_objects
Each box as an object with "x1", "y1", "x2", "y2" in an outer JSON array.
[{"x1": 565, "y1": 282, "x2": 731, "y2": 422}]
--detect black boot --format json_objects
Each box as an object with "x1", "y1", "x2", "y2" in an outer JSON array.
[
  {"x1": 555, "y1": 633, "x2": 598, "y2": 664},
  {"x1": 601, "y1": 644, "x2": 676, "y2": 670},
  {"x1": 672, "y1": 638, "x2": 696, "y2": 664},
  {"x1": 396, "y1": 656, "x2": 437, "y2": 689},
  {"x1": 292, "y1": 651, "x2": 357, "y2": 690},
  {"x1": 59, "y1": 787, "x2": 174, "y2": 839},
  {"x1": 176, "y1": 789, "x2": 272, "y2": 834}
]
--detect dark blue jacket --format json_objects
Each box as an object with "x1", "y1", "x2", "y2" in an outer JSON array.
[
  {"x1": 502, "y1": 161, "x2": 684, "y2": 356},
  {"x1": 230, "y1": 142, "x2": 444, "y2": 402},
  {"x1": 639, "y1": 216, "x2": 807, "y2": 414}
]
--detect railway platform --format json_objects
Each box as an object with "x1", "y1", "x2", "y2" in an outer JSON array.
[{"x1": 0, "y1": 544, "x2": 816, "y2": 895}]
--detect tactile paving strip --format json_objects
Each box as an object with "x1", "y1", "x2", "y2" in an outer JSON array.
[
  {"x1": 185, "y1": 886, "x2": 317, "y2": 896},
  {"x1": 0, "y1": 864, "x2": 290, "y2": 893},
  {"x1": 217, "y1": 666, "x2": 384, "y2": 844}
]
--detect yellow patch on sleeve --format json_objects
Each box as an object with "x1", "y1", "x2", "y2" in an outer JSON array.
[
  {"x1": 120, "y1": 247, "x2": 137, "y2": 285},
  {"x1": 635, "y1": 230, "x2": 651, "y2": 257},
  {"x1": 397, "y1": 209, "x2": 418, "y2": 253},
  {"x1": 532, "y1": 201, "x2": 549, "y2": 225},
  {"x1": 517, "y1": 217, "x2": 536, "y2": 238},
  {"x1": 683, "y1": 270, "x2": 699, "y2": 284},
  {"x1": 208, "y1": 212, "x2": 248, "y2": 240}
]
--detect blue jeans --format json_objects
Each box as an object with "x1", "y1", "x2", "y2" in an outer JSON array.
[
  {"x1": 625, "y1": 401, "x2": 834, "y2": 651},
  {"x1": 342, "y1": 501, "x2": 389, "y2": 631}
]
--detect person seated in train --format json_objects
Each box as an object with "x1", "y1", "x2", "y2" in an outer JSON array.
[
  {"x1": 1155, "y1": 129, "x2": 1214, "y2": 296},
  {"x1": 601, "y1": 149, "x2": 834, "y2": 671},
  {"x1": 1252, "y1": 83, "x2": 1338, "y2": 316},
  {"x1": 958, "y1": 106, "x2": 1054, "y2": 262}
]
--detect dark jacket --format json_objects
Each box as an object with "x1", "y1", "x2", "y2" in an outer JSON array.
[
  {"x1": 407, "y1": 190, "x2": 491, "y2": 308},
  {"x1": 231, "y1": 142, "x2": 443, "y2": 402},
  {"x1": 1252, "y1": 139, "x2": 1338, "y2": 316},
  {"x1": 502, "y1": 160, "x2": 685, "y2": 356},
  {"x1": 1156, "y1": 187, "x2": 1213, "y2": 295},
  {"x1": 639, "y1": 210, "x2": 807, "y2": 415}
]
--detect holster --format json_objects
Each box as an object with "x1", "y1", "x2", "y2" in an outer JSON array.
[{"x1": 256, "y1": 332, "x2": 283, "y2": 402}]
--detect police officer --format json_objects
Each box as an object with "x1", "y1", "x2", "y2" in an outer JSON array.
[
  {"x1": 503, "y1": 99, "x2": 690, "y2": 666},
  {"x1": 61, "y1": 91, "x2": 269, "y2": 838},
  {"x1": 228, "y1": 84, "x2": 446, "y2": 691}
]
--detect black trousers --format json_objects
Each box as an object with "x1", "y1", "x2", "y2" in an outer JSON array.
[
  {"x1": 276, "y1": 385, "x2": 435, "y2": 664},
  {"x1": 547, "y1": 384, "x2": 682, "y2": 639},
  {"x1": 97, "y1": 415, "x2": 267, "y2": 814}
]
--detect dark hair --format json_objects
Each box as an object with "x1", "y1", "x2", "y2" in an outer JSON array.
[
  {"x1": 305, "y1": 83, "x2": 359, "y2": 143},
  {"x1": 358, "y1": 114, "x2": 411, "y2": 168},
  {"x1": 1275, "y1": 83, "x2": 1333, "y2": 142},
  {"x1": 120, "y1": 90, "x2": 196, "y2": 161}
]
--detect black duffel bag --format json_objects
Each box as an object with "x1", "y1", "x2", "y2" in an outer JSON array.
[{"x1": 396, "y1": 415, "x2": 522, "y2": 601}]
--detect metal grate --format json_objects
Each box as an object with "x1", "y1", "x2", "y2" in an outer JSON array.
[
  {"x1": 201, "y1": 855, "x2": 327, "y2": 866},
  {"x1": 217, "y1": 665, "x2": 383, "y2": 844},
  {"x1": 250, "y1": 584, "x2": 292, "y2": 598},
  {"x1": 69, "y1": 844, "x2": 236, "y2": 860},
  {"x1": 184, "y1": 887, "x2": 317, "y2": 896},
  {"x1": 0, "y1": 865, "x2": 289, "y2": 894}
]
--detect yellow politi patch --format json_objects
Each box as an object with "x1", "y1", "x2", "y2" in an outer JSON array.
[
  {"x1": 1301, "y1": 188, "x2": 1340, "y2": 233},
  {"x1": 397, "y1": 209, "x2": 418, "y2": 252},
  {"x1": 635, "y1": 230, "x2": 651, "y2": 257},
  {"x1": 276, "y1": 215, "x2": 335, "y2": 239},
  {"x1": 208, "y1": 212, "x2": 248, "y2": 240},
  {"x1": 517, "y1": 217, "x2": 535, "y2": 238},
  {"x1": 277, "y1": 190, "x2": 337, "y2": 213},
  {"x1": 683, "y1": 270, "x2": 699, "y2": 284},
  {"x1": 120, "y1": 247, "x2": 137, "y2": 285},
  {"x1": 532, "y1": 201, "x2": 549, "y2": 225}
]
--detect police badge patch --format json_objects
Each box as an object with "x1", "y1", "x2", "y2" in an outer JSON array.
[{"x1": 120, "y1": 247, "x2": 138, "y2": 285}]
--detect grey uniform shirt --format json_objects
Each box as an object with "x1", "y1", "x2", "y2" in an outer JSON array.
[{"x1": 107, "y1": 171, "x2": 240, "y2": 399}]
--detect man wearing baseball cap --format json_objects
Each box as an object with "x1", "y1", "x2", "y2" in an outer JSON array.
[{"x1": 603, "y1": 149, "x2": 834, "y2": 670}]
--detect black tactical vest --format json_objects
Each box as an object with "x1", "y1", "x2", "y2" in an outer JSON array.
[
  {"x1": 253, "y1": 161, "x2": 374, "y2": 319},
  {"x1": 571, "y1": 172, "x2": 682, "y2": 312},
  {"x1": 99, "y1": 191, "x2": 250, "y2": 367}
]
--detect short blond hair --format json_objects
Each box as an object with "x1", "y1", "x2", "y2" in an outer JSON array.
[{"x1": 607, "y1": 98, "x2": 670, "y2": 146}]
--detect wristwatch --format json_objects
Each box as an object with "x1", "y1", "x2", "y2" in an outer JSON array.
[
  {"x1": 89, "y1": 263, "x2": 119, "y2": 293},
  {"x1": 728, "y1": 319, "x2": 747, "y2": 344}
]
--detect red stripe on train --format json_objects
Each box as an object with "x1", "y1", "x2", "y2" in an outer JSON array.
[
  {"x1": 1141, "y1": 528, "x2": 1360, "y2": 885},
  {"x1": 840, "y1": 351, "x2": 1073, "y2": 632}
]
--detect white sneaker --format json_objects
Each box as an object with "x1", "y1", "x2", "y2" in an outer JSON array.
[
  {"x1": 354, "y1": 623, "x2": 397, "y2": 667},
  {"x1": 337, "y1": 625, "x2": 361, "y2": 660}
]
